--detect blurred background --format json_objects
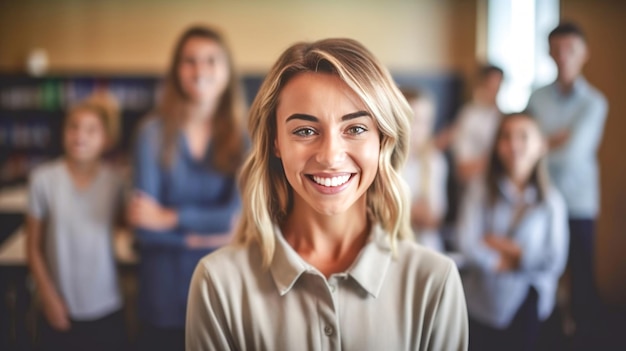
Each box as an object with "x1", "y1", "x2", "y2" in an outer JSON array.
[{"x1": 0, "y1": 0, "x2": 625, "y2": 349}]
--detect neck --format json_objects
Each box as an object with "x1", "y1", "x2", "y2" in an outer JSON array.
[
  {"x1": 556, "y1": 75, "x2": 578, "y2": 94},
  {"x1": 282, "y1": 197, "x2": 370, "y2": 272},
  {"x1": 186, "y1": 100, "x2": 217, "y2": 126},
  {"x1": 473, "y1": 89, "x2": 497, "y2": 107},
  {"x1": 508, "y1": 171, "x2": 531, "y2": 194},
  {"x1": 65, "y1": 157, "x2": 99, "y2": 174}
]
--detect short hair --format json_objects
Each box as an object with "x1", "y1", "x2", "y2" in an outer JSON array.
[
  {"x1": 67, "y1": 92, "x2": 120, "y2": 148},
  {"x1": 235, "y1": 38, "x2": 413, "y2": 266},
  {"x1": 549, "y1": 21, "x2": 586, "y2": 42},
  {"x1": 477, "y1": 64, "x2": 504, "y2": 81}
]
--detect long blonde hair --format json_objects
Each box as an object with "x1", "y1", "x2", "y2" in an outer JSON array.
[
  {"x1": 158, "y1": 25, "x2": 246, "y2": 174},
  {"x1": 235, "y1": 38, "x2": 413, "y2": 266}
]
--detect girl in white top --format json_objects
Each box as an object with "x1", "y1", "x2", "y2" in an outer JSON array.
[
  {"x1": 26, "y1": 93, "x2": 127, "y2": 351},
  {"x1": 186, "y1": 38, "x2": 468, "y2": 351},
  {"x1": 400, "y1": 88, "x2": 448, "y2": 252}
]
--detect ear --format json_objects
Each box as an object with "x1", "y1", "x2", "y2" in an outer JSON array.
[{"x1": 273, "y1": 138, "x2": 281, "y2": 158}]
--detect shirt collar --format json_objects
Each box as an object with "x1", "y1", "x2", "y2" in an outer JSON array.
[
  {"x1": 551, "y1": 76, "x2": 589, "y2": 98},
  {"x1": 345, "y1": 224, "x2": 392, "y2": 298},
  {"x1": 498, "y1": 177, "x2": 538, "y2": 205},
  {"x1": 269, "y1": 223, "x2": 392, "y2": 298}
]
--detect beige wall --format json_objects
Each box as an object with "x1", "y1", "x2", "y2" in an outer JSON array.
[
  {"x1": 561, "y1": 0, "x2": 626, "y2": 305},
  {"x1": 0, "y1": 0, "x2": 476, "y2": 76}
]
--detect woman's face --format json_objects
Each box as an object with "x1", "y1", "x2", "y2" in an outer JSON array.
[
  {"x1": 274, "y1": 72, "x2": 380, "y2": 217},
  {"x1": 64, "y1": 109, "x2": 108, "y2": 163},
  {"x1": 177, "y1": 37, "x2": 230, "y2": 105},
  {"x1": 497, "y1": 116, "x2": 545, "y2": 180}
]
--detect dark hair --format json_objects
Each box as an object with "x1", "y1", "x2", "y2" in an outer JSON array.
[
  {"x1": 549, "y1": 21, "x2": 586, "y2": 42},
  {"x1": 486, "y1": 112, "x2": 551, "y2": 206},
  {"x1": 477, "y1": 64, "x2": 504, "y2": 81}
]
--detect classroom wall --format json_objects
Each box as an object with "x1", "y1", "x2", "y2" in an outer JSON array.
[
  {"x1": 0, "y1": 0, "x2": 477, "y2": 76},
  {"x1": 560, "y1": 0, "x2": 626, "y2": 305}
]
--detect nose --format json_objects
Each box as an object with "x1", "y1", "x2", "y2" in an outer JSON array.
[
  {"x1": 315, "y1": 132, "x2": 345, "y2": 167},
  {"x1": 198, "y1": 59, "x2": 215, "y2": 77}
]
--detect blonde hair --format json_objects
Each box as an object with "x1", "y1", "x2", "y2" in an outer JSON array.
[
  {"x1": 66, "y1": 91, "x2": 120, "y2": 149},
  {"x1": 235, "y1": 38, "x2": 413, "y2": 266}
]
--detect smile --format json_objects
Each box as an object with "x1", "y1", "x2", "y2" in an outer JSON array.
[{"x1": 311, "y1": 174, "x2": 351, "y2": 187}]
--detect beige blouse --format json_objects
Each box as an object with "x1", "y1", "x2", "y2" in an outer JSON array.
[{"x1": 186, "y1": 225, "x2": 468, "y2": 351}]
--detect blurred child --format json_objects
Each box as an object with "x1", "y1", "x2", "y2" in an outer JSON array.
[
  {"x1": 401, "y1": 88, "x2": 448, "y2": 252},
  {"x1": 26, "y1": 92, "x2": 127, "y2": 351},
  {"x1": 458, "y1": 113, "x2": 569, "y2": 351},
  {"x1": 452, "y1": 64, "x2": 504, "y2": 183}
]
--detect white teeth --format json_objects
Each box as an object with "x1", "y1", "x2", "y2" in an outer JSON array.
[{"x1": 312, "y1": 175, "x2": 351, "y2": 187}]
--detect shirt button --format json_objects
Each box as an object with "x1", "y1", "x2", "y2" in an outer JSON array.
[{"x1": 324, "y1": 325, "x2": 334, "y2": 336}]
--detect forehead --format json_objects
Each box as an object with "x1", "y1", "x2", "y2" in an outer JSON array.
[
  {"x1": 67, "y1": 108, "x2": 104, "y2": 126},
  {"x1": 549, "y1": 34, "x2": 586, "y2": 48},
  {"x1": 501, "y1": 116, "x2": 540, "y2": 133},
  {"x1": 276, "y1": 72, "x2": 367, "y2": 117},
  {"x1": 180, "y1": 37, "x2": 224, "y2": 55}
]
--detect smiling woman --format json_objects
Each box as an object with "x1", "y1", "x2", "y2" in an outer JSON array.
[{"x1": 186, "y1": 38, "x2": 468, "y2": 351}]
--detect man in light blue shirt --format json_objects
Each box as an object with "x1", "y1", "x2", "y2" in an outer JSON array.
[{"x1": 526, "y1": 22, "x2": 608, "y2": 350}]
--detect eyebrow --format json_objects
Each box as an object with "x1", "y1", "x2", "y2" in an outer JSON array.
[{"x1": 285, "y1": 110, "x2": 371, "y2": 123}]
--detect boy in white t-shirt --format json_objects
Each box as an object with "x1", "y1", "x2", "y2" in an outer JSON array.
[{"x1": 26, "y1": 93, "x2": 127, "y2": 351}]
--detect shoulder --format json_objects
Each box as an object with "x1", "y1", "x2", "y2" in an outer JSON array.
[
  {"x1": 531, "y1": 83, "x2": 553, "y2": 96},
  {"x1": 431, "y1": 148, "x2": 447, "y2": 168},
  {"x1": 30, "y1": 159, "x2": 63, "y2": 185},
  {"x1": 529, "y1": 83, "x2": 554, "y2": 100},
  {"x1": 193, "y1": 243, "x2": 263, "y2": 287},
  {"x1": 99, "y1": 164, "x2": 125, "y2": 187},
  {"x1": 544, "y1": 186, "x2": 566, "y2": 213},
  {"x1": 456, "y1": 103, "x2": 479, "y2": 121},
  {"x1": 527, "y1": 84, "x2": 553, "y2": 108},
  {"x1": 583, "y1": 82, "x2": 608, "y2": 109},
  {"x1": 136, "y1": 116, "x2": 163, "y2": 141},
  {"x1": 394, "y1": 239, "x2": 459, "y2": 290}
]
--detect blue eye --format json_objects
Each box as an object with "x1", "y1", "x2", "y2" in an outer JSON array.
[{"x1": 294, "y1": 128, "x2": 316, "y2": 137}]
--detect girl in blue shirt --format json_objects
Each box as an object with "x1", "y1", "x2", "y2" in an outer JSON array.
[
  {"x1": 458, "y1": 112, "x2": 569, "y2": 351},
  {"x1": 127, "y1": 25, "x2": 246, "y2": 351}
]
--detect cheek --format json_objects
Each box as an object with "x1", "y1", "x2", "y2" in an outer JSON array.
[
  {"x1": 87, "y1": 129, "x2": 107, "y2": 147},
  {"x1": 360, "y1": 138, "x2": 381, "y2": 174},
  {"x1": 178, "y1": 65, "x2": 190, "y2": 82},
  {"x1": 497, "y1": 141, "x2": 511, "y2": 160}
]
